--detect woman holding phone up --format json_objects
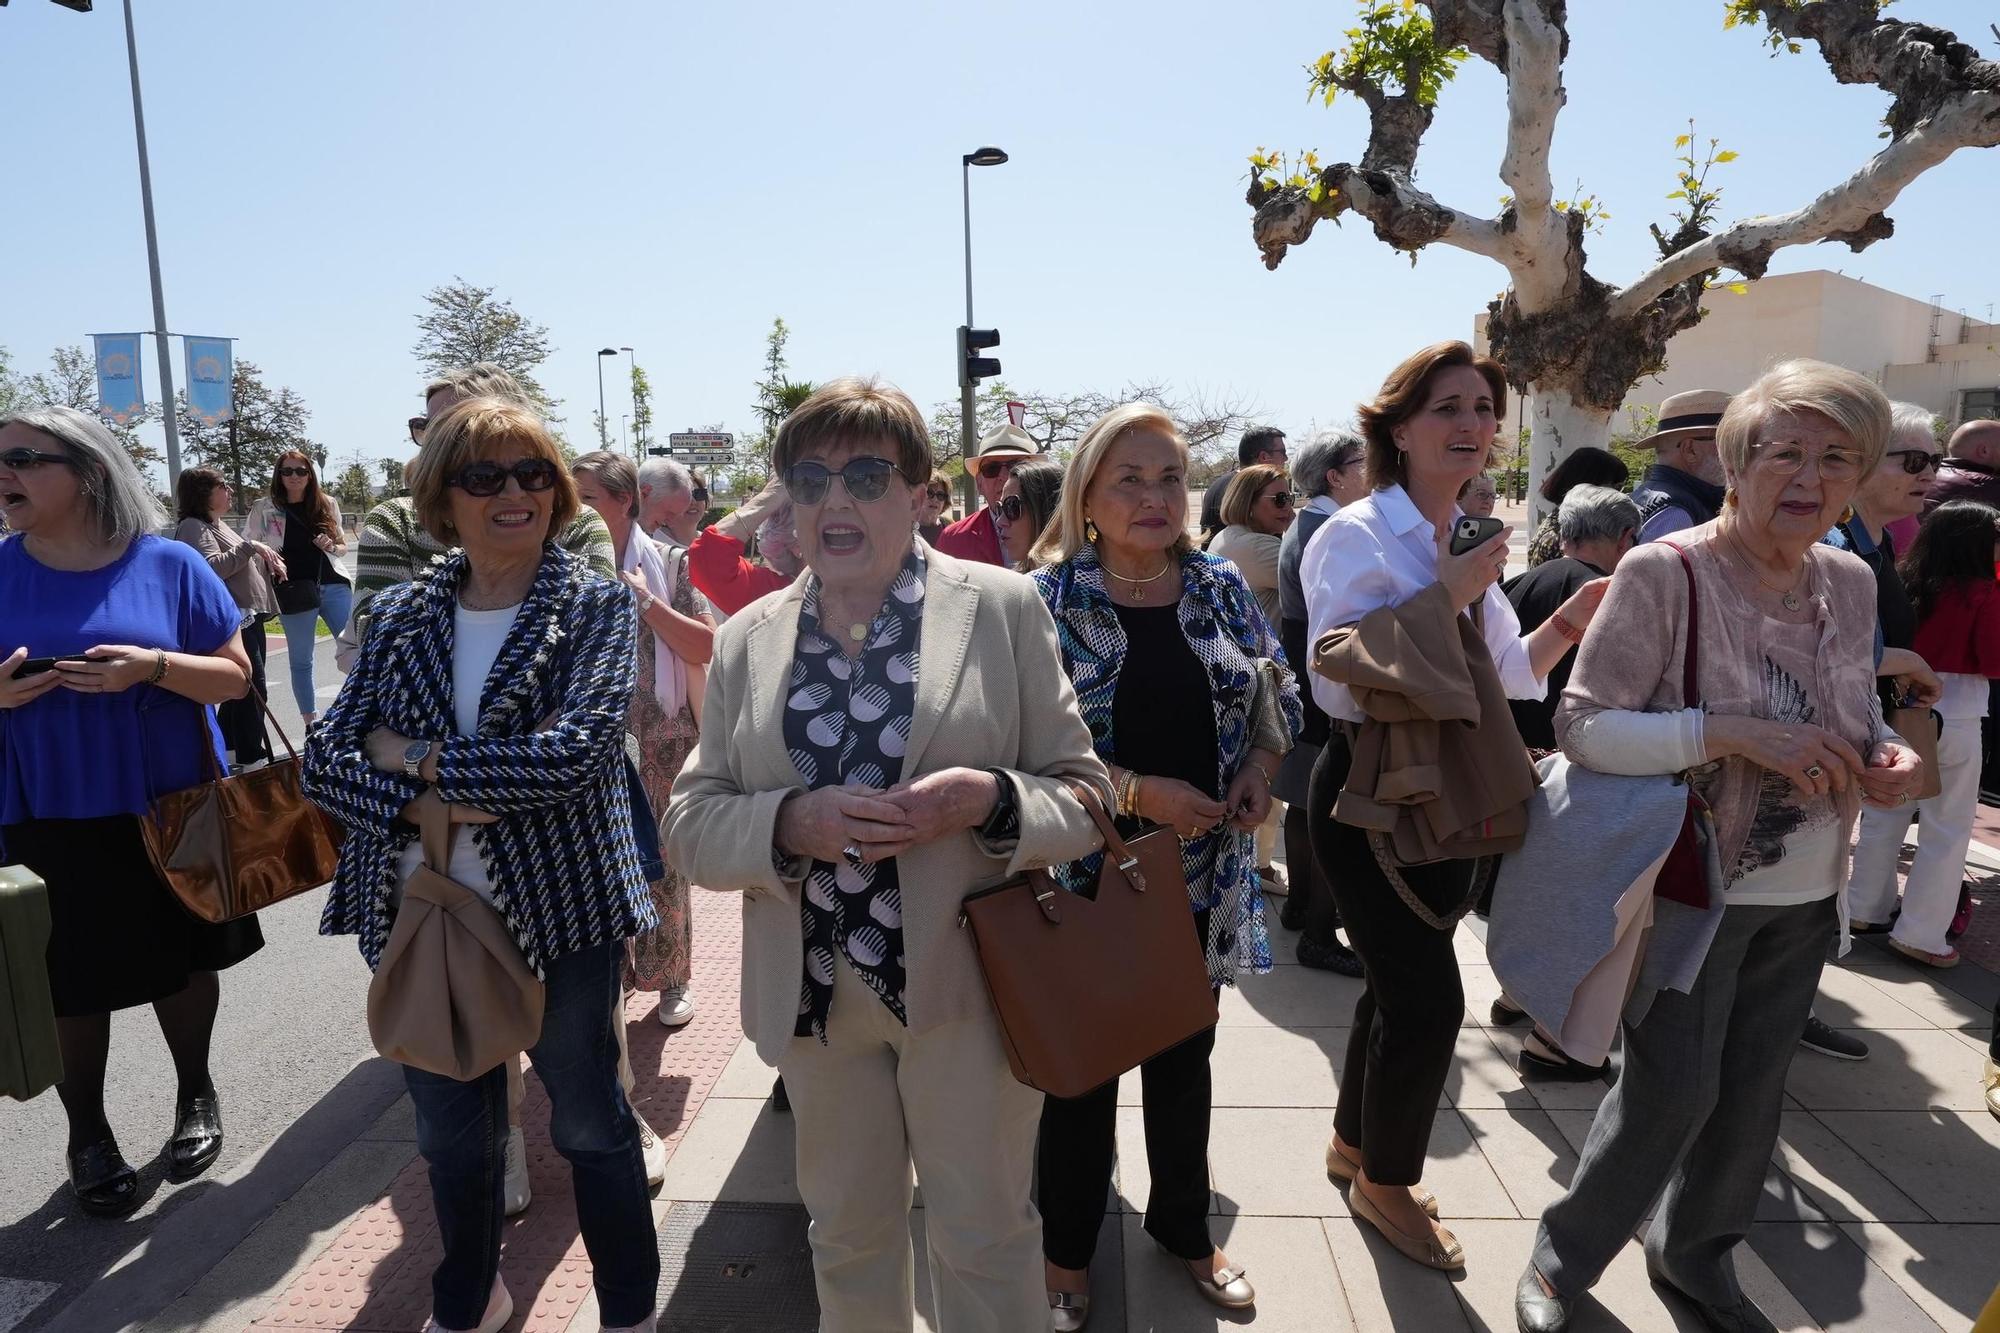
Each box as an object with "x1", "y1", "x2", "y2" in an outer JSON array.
[{"x1": 1299, "y1": 342, "x2": 1607, "y2": 1271}]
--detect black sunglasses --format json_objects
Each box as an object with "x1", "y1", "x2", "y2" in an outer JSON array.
[
  {"x1": 448, "y1": 458, "x2": 559, "y2": 497},
  {"x1": 998, "y1": 494, "x2": 1033, "y2": 522},
  {"x1": 976, "y1": 456, "x2": 1025, "y2": 480},
  {"x1": 1261, "y1": 490, "x2": 1297, "y2": 507},
  {"x1": 407, "y1": 415, "x2": 429, "y2": 446},
  {"x1": 690, "y1": 487, "x2": 709, "y2": 504},
  {"x1": 1883, "y1": 448, "x2": 1942, "y2": 476},
  {"x1": 278, "y1": 466, "x2": 312, "y2": 478},
  {"x1": 784, "y1": 456, "x2": 901, "y2": 506},
  {"x1": 0, "y1": 448, "x2": 77, "y2": 470}
]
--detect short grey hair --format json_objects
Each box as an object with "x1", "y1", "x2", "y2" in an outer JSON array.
[
  {"x1": 1291, "y1": 429, "x2": 1365, "y2": 500},
  {"x1": 0, "y1": 404, "x2": 166, "y2": 543},
  {"x1": 1888, "y1": 401, "x2": 1938, "y2": 452},
  {"x1": 1557, "y1": 483, "x2": 1641, "y2": 548},
  {"x1": 636, "y1": 456, "x2": 692, "y2": 497}
]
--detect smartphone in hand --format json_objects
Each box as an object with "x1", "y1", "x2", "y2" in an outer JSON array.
[{"x1": 1449, "y1": 515, "x2": 1506, "y2": 557}]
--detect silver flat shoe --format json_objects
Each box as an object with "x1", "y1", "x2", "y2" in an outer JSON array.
[
  {"x1": 1048, "y1": 1289, "x2": 1090, "y2": 1331},
  {"x1": 1176, "y1": 1252, "x2": 1255, "y2": 1310}
]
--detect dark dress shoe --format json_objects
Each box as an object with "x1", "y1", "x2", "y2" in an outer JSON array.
[
  {"x1": 1515, "y1": 1267, "x2": 1571, "y2": 1333},
  {"x1": 1646, "y1": 1264, "x2": 1778, "y2": 1333},
  {"x1": 770, "y1": 1076, "x2": 790, "y2": 1114},
  {"x1": 1297, "y1": 936, "x2": 1365, "y2": 976},
  {"x1": 166, "y1": 1092, "x2": 224, "y2": 1182},
  {"x1": 68, "y1": 1139, "x2": 140, "y2": 1217},
  {"x1": 1518, "y1": 1035, "x2": 1613, "y2": 1083},
  {"x1": 1278, "y1": 895, "x2": 1308, "y2": 932}
]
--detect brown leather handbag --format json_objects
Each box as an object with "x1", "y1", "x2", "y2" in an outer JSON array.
[
  {"x1": 366, "y1": 794, "x2": 544, "y2": 1081},
  {"x1": 1886, "y1": 704, "x2": 1943, "y2": 801},
  {"x1": 958, "y1": 781, "x2": 1218, "y2": 1099},
  {"x1": 140, "y1": 694, "x2": 342, "y2": 924}
]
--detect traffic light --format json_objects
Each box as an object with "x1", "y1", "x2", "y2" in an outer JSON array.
[{"x1": 958, "y1": 326, "x2": 1001, "y2": 389}]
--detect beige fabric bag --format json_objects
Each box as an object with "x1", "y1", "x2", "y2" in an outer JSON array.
[{"x1": 366, "y1": 795, "x2": 544, "y2": 1080}]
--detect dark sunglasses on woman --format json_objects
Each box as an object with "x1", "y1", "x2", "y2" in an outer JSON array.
[
  {"x1": 407, "y1": 416, "x2": 429, "y2": 446},
  {"x1": 691, "y1": 487, "x2": 709, "y2": 504},
  {"x1": 448, "y1": 458, "x2": 559, "y2": 496},
  {"x1": 0, "y1": 448, "x2": 76, "y2": 470},
  {"x1": 1883, "y1": 448, "x2": 1942, "y2": 476},
  {"x1": 998, "y1": 494, "x2": 1034, "y2": 522},
  {"x1": 1262, "y1": 490, "x2": 1297, "y2": 507},
  {"x1": 783, "y1": 456, "x2": 900, "y2": 506},
  {"x1": 278, "y1": 466, "x2": 312, "y2": 479}
]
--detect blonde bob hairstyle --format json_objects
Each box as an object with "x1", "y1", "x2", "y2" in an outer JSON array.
[
  {"x1": 1218, "y1": 463, "x2": 1289, "y2": 530},
  {"x1": 1716, "y1": 359, "x2": 1891, "y2": 484},
  {"x1": 405, "y1": 396, "x2": 579, "y2": 545},
  {"x1": 1030, "y1": 402, "x2": 1192, "y2": 567}
]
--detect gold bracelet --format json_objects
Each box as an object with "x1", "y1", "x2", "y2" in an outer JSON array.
[
  {"x1": 1128, "y1": 774, "x2": 1145, "y2": 819},
  {"x1": 1248, "y1": 760, "x2": 1273, "y2": 786},
  {"x1": 147, "y1": 650, "x2": 169, "y2": 685}
]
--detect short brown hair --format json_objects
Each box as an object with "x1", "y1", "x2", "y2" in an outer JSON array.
[
  {"x1": 405, "y1": 396, "x2": 578, "y2": 544},
  {"x1": 772, "y1": 376, "x2": 931, "y2": 484},
  {"x1": 176, "y1": 466, "x2": 229, "y2": 523},
  {"x1": 571, "y1": 450, "x2": 640, "y2": 520},
  {"x1": 1357, "y1": 341, "x2": 1508, "y2": 491},
  {"x1": 1219, "y1": 463, "x2": 1288, "y2": 529}
]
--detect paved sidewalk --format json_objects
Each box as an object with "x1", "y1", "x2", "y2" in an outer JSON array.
[{"x1": 194, "y1": 855, "x2": 1998, "y2": 1332}]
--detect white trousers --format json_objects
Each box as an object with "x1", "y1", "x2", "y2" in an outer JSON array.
[
  {"x1": 1847, "y1": 717, "x2": 1981, "y2": 954},
  {"x1": 779, "y1": 954, "x2": 1048, "y2": 1333}
]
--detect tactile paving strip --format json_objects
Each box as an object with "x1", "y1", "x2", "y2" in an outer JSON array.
[
  {"x1": 254, "y1": 892, "x2": 746, "y2": 1331},
  {"x1": 656, "y1": 1202, "x2": 817, "y2": 1333}
]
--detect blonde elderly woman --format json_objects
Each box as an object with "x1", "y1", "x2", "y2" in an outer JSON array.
[
  {"x1": 1028, "y1": 404, "x2": 1301, "y2": 1326},
  {"x1": 664, "y1": 377, "x2": 1108, "y2": 1333},
  {"x1": 1517, "y1": 361, "x2": 1924, "y2": 1333}
]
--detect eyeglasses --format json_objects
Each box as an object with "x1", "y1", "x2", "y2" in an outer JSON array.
[
  {"x1": 927, "y1": 488, "x2": 951, "y2": 503},
  {"x1": 976, "y1": 457, "x2": 1024, "y2": 480},
  {"x1": 1750, "y1": 440, "x2": 1865, "y2": 481},
  {"x1": 783, "y1": 456, "x2": 901, "y2": 506},
  {"x1": 0, "y1": 448, "x2": 77, "y2": 470},
  {"x1": 1883, "y1": 448, "x2": 1942, "y2": 476},
  {"x1": 278, "y1": 466, "x2": 312, "y2": 479},
  {"x1": 448, "y1": 458, "x2": 559, "y2": 497},
  {"x1": 1260, "y1": 490, "x2": 1297, "y2": 507},
  {"x1": 998, "y1": 494, "x2": 1033, "y2": 522},
  {"x1": 407, "y1": 416, "x2": 429, "y2": 446}
]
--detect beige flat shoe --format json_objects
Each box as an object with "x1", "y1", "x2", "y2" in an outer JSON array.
[
  {"x1": 1888, "y1": 938, "x2": 1960, "y2": 969},
  {"x1": 1047, "y1": 1289, "x2": 1090, "y2": 1332},
  {"x1": 1168, "y1": 1248, "x2": 1255, "y2": 1310},
  {"x1": 1984, "y1": 1057, "x2": 1999, "y2": 1122},
  {"x1": 1325, "y1": 1137, "x2": 1438, "y2": 1218},
  {"x1": 1349, "y1": 1184, "x2": 1465, "y2": 1271}
]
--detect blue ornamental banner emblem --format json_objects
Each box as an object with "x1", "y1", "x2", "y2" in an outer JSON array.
[
  {"x1": 92, "y1": 333, "x2": 145, "y2": 425},
  {"x1": 184, "y1": 336, "x2": 235, "y2": 426}
]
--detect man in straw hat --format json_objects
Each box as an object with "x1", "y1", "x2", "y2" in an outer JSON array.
[
  {"x1": 1630, "y1": 388, "x2": 1732, "y2": 542},
  {"x1": 936, "y1": 421, "x2": 1037, "y2": 565}
]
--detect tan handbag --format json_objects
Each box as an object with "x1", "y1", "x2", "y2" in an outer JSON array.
[
  {"x1": 1887, "y1": 705, "x2": 1944, "y2": 801},
  {"x1": 958, "y1": 781, "x2": 1218, "y2": 1098},
  {"x1": 366, "y1": 795, "x2": 544, "y2": 1080},
  {"x1": 1247, "y1": 658, "x2": 1295, "y2": 760},
  {"x1": 140, "y1": 694, "x2": 343, "y2": 924}
]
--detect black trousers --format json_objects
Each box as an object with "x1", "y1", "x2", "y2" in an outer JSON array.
[
  {"x1": 215, "y1": 616, "x2": 270, "y2": 763},
  {"x1": 1306, "y1": 738, "x2": 1468, "y2": 1186},
  {"x1": 1037, "y1": 911, "x2": 1216, "y2": 1267}
]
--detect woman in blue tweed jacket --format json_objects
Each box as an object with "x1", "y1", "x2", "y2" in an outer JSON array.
[{"x1": 303, "y1": 398, "x2": 659, "y2": 1333}]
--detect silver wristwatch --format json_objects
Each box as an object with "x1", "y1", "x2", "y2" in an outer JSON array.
[{"x1": 402, "y1": 739, "x2": 435, "y2": 780}]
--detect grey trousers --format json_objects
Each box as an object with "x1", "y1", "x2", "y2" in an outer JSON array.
[{"x1": 1533, "y1": 897, "x2": 1836, "y2": 1306}]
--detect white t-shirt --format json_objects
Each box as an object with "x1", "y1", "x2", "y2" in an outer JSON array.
[
  {"x1": 392, "y1": 601, "x2": 523, "y2": 906},
  {"x1": 1726, "y1": 818, "x2": 1842, "y2": 907}
]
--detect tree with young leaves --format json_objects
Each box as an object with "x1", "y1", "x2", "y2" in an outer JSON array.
[
  {"x1": 630, "y1": 363, "x2": 655, "y2": 455},
  {"x1": 176, "y1": 361, "x2": 321, "y2": 500},
  {"x1": 928, "y1": 380, "x2": 1262, "y2": 472},
  {"x1": 411, "y1": 277, "x2": 560, "y2": 418},
  {"x1": 1245, "y1": 0, "x2": 2000, "y2": 508},
  {"x1": 330, "y1": 458, "x2": 375, "y2": 513}
]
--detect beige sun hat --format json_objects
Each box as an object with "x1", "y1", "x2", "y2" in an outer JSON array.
[
  {"x1": 1638, "y1": 389, "x2": 1732, "y2": 447},
  {"x1": 974, "y1": 423, "x2": 1038, "y2": 460}
]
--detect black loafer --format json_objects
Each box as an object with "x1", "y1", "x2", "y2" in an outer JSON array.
[
  {"x1": 1518, "y1": 1036, "x2": 1612, "y2": 1083},
  {"x1": 1278, "y1": 895, "x2": 1308, "y2": 932},
  {"x1": 67, "y1": 1138, "x2": 140, "y2": 1217},
  {"x1": 1297, "y1": 937, "x2": 1365, "y2": 976},
  {"x1": 1491, "y1": 998, "x2": 1529, "y2": 1026},
  {"x1": 166, "y1": 1092, "x2": 224, "y2": 1182},
  {"x1": 1646, "y1": 1264, "x2": 1777, "y2": 1333},
  {"x1": 1515, "y1": 1266, "x2": 1571, "y2": 1333}
]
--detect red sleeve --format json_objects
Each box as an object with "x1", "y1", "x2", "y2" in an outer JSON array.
[
  {"x1": 935, "y1": 509, "x2": 1002, "y2": 565},
  {"x1": 688, "y1": 526, "x2": 788, "y2": 615},
  {"x1": 1975, "y1": 583, "x2": 2000, "y2": 677}
]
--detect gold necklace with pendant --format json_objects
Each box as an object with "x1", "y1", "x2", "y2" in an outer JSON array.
[{"x1": 1101, "y1": 557, "x2": 1173, "y2": 601}]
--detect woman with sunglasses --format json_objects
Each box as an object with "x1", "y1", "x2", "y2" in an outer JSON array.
[
  {"x1": 993, "y1": 458, "x2": 1063, "y2": 570},
  {"x1": 1028, "y1": 404, "x2": 1300, "y2": 1326},
  {"x1": 304, "y1": 398, "x2": 661, "y2": 1333},
  {"x1": 665, "y1": 377, "x2": 1108, "y2": 1333},
  {"x1": 244, "y1": 451, "x2": 350, "y2": 728},
  {"x1": 0, "y1": 407, "x2": 259, "y2": 1218},
  {"x1": 918, "y1": 470, "x2": 952, "y2": 546},
  {"x1": 1206, "y1": 464, "x2": 1295, "y2": 627}
]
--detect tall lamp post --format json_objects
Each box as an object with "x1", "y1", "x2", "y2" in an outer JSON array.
[
  {"x1": 595, "y1": 347, "x2": 618, "y2": 448},
  {"x1": 959, "y1": 145, "x2": 1008, "y2": 458}
]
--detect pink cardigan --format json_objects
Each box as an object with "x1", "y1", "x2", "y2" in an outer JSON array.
[{"x1": 1554, "y1": 524, "x2": 1887, "y2": 889}]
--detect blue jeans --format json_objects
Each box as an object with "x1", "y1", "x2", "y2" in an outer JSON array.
[
  {"x1": 402, "y1": 939, "x2": 659, "y2": 1329},
  {"x1": 276, "y1": 580, "x2": 352, "y2": 716}
]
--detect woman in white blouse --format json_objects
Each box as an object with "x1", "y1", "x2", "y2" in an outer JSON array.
[{"x1": 1298, "y1": 341, "x2": 1606, "y2": 1272}]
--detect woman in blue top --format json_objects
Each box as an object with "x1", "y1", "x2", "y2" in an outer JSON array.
[{"x1": 0, "y1": 405, "x2": 259, "y2": 1218}]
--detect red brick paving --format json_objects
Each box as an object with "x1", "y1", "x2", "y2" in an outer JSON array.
[
  {"x1": 1960, "y1": 802, "x2": 2000, "y2": 974},
  {"x1": 251, "y1": 891, "x2": 746, "y2": 1333}
]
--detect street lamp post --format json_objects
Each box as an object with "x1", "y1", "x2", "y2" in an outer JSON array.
[
  {"x1": 596, "y1": 347, "x2": 618, "y2": 448},
  {"x1": 959, "y1": 146, "x2": 1008, "y2": 458}
]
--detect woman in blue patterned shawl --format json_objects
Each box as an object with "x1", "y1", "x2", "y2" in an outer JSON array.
[{"x1": 1027, "y1": 403, "x2": 1300, "y2": 1325}]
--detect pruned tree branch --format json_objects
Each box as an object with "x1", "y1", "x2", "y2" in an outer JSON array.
[{"x1": 1250, "y1": 167, "x2": 1505, "y2": 271}]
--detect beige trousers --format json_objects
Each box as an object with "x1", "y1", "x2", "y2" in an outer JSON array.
[
  {"x1": 780, "y1": 954, "x2": 1048, "y2": 1333},
  {"x1": 1256, "y1": 799, "x2": 1284, "y2": 869},
  {"x1": 507, "y1": 990, "x2": 639, "y2": 1121}
]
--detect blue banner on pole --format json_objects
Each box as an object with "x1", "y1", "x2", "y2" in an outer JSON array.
[
  {"x1": 184, "y1": 336, "x2": 234, "y2": 425},
  {"x1": 92, "y1": 333, "x2": 145, "y2": 424}
]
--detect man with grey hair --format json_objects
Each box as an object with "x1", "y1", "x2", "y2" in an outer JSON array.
[
  {"x1": 637, "y1": 456, "x2": 700, "y2": 549},
  {"x1": 1502, "y1": 484, "x2": 1634, "y2": 752}
]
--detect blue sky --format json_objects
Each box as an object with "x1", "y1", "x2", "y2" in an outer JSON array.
[{"x1": 3, "y1": 0, "x2": 1996, "y2": 480}]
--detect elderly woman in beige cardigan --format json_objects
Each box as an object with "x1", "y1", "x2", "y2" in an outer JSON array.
[
  {"x1": 1516, "y1": 361, "x2": 1925, "y2": 1333},
  {"x1": 664, "y1": 377, "x2": 1107, "y2": 1333}
]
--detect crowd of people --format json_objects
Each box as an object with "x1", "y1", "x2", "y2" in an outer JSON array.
[{"x1": 3, "y1": 340, "x2": 1998, "y2": 1333}]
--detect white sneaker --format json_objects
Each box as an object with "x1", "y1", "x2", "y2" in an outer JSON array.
[
  {"x1": 424, "y1": 1275, "x2": 512, "y2": 1333},
  {"x1": 502, "y1": 1126, "x2": 532, "y2": 1216},
  {"x1": 636, "y1": 1111, "x2": 667, "y2": 1188},
  {"x1": 656, "y1": 987, "x2": 695, "y2": 1028}
]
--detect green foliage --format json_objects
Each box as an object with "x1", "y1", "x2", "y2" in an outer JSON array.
[
  {"x1": 1606, "y1": 405, "x2": 1662, "y2": 487},
  {"x1": 1664, "y1": 120, "x2": 1738, "y2": 240},
  {"x1": 330, "y1": 459, "x2": 375, "y2": 513},
  {"x1": 410, "y1": 277, "x2": 559, "y2": 418},
  {"x1": 1309, "y1": 0, "x2": 1468, "y2": 109},
  {"x1": 10, "y1": 342, "x2": 160, "y2": 471},
  {"x1": 378, "y1": 457, "x2": 406, "y2": 496},
  {"x1": 176, "y1": 360, "x2": 320, "y2": 500},
  {"x1": 630, "y1": 363, "x2": 654, "y2": 454}
]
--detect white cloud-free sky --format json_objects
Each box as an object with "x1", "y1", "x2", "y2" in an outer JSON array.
[{"x1": 4, "y1": 0, "x2": 1995, "y2": 476}]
